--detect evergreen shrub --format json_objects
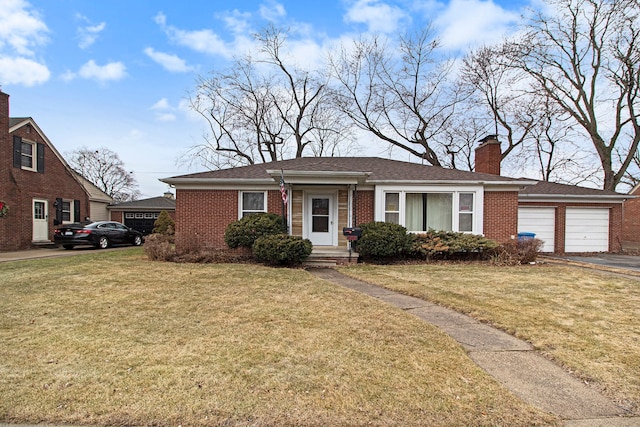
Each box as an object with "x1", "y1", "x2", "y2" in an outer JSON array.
[
  {"x1": 252, "y1": 234, "x2": 312, "y2": 266},
  {"x1": 356, "y1": 221, "x2": 414, "y2": 262},
  {"x1": 225, "y1": 212, "x2": 285, "y2": 249}
]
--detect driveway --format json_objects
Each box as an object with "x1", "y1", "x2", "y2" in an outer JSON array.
[{"x1": 548, "y1": 254, "x2": 640, "y2": 273}]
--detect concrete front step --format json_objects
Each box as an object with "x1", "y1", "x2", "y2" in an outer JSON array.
[{"x1": 305, "y1": 246, "x2": 359, "y2": 266}]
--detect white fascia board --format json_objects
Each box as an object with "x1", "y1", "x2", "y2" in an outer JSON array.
[
  {"x1": 160, "y1": 178, "x2": 273, "y2": 187},
  {"x1": 267, "y1": 169, "x2": 370, "y2": 185},
  {"x1": 518, "y1": 194, "x2": 627, "y2": 203},
  {"x1": 369, "y1": 179, "x2": 537, "y2": 188}
]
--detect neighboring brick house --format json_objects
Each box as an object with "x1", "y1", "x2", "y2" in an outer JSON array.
[
  {"x1": 622, "y1": 184, "x2": 640, "y2": 248},
  {"x1": 162, "y1": 135, "x2": 627, "y2": 254},
  {"x1": 108, "y1": 192, "x2": 176, "y2": 235},
  {"x1": 0, "y1": 90, "x2": 105, "y2": 251}
]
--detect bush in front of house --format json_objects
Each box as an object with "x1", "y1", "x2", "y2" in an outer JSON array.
[
  {"x1": 224, "y1": 212, "x2": 286, "y2": 249},
  {"x1": 252, "y1": 234, "x2": 313, "y2": 266},
  {"x1": 489, "y1": 238, "x2": 544, "y2": 265},
  {"x1": 356, "y1": 221, "x2": 414, "y2": 263},
  {"x1": 144, "y1": 233, "x2": 176, "y2": 261},
  {"x1": 411, "y1": 229, "x2": 499, "y2": 260},
  {"x1": 153, "y1": 210, "x2": 175, "y2": 241}
]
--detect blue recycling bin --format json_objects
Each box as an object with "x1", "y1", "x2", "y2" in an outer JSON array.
[{"x1": 518, "y1": 232, "x2": 536, "y2": 240}]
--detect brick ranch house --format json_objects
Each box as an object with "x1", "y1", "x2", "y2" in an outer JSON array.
[
  {"x1": 0, "y1": 90, "x2": 112, "y2": 251},
  {"x1": 162, "y1": 136, "x2": 627, "y2": 254},
  {"x1": 622, "y1": 183, "x2": 640, "y2": 249}
]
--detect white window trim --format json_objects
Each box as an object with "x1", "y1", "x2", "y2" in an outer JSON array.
[
  {"x1": 238, "y1": 191, "x2": 268, "y2": 218},
  {"x1": 21, "y1": 140, "x2": 37, "y2": 172},
  {"x1": 374, "y1": 185, "x2": 484, "y2": 235}
]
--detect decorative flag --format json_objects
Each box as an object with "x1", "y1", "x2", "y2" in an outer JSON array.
[{"x1": 280, "y1": 170, "x2": 288, "y2": 205}]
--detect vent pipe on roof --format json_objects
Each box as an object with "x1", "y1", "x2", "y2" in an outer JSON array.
[{"x1": 163, "y1": 191, "x2": 174, "y2": 199}]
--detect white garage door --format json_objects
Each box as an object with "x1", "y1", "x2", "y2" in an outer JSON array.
[
  {"x1": 518, "y1": 207, "x2": 555, "y2": 252},
  {"x1": 565, "y1": 208, "x2": 609, "y2": 252}
]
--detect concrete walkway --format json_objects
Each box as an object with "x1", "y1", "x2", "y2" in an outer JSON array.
[{"x1": 308, "y1": 268, "x2": 639, "y2": 426}]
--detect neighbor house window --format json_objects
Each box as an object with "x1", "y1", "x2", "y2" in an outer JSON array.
[
  {"x1": 240, "y1": 191, "x2": 266, "y2": 217},
  {"x1": 377, "y1": 188, "x2": 479, "y2": 234},
  {"x1": 21, "y1": 141, "x2": 35, "y2": 170},
  {"x1": 61, "y1": 201, "x2": 72, "y2": 222}
]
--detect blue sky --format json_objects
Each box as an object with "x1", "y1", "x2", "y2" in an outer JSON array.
[{"x1": 1, "y1": 0, "x2": 534, "y2": 198}]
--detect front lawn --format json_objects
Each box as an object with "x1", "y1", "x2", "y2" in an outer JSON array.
[
  {"x1": 0, "y1": 249, "x2": 556, "y2": 426},
  {"x1": 340, "y1": 262, "x2": 640, "y2": 414}
]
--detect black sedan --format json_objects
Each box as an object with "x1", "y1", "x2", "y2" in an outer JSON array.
[{"x1": 54, "y1": 221, "x2": 144, "y2": 250}]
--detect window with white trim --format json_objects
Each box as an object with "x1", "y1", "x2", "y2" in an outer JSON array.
[
  {"x1": 61, "y1": 201, "x2": 72, "y2": 222},
  {"x1": 21, "y1": 141, "x2": 35, "y2": 170},
  {"x1": 240, "y1": 191, "x2": 266, "y2": 217},
  {"x1": 378, "y1": 188, "x2": 480, "y2": 234},
  {"x1": 385, "y1": 193, "x2": 400, "y2": 224}
]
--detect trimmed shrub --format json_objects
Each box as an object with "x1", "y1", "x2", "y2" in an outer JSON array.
[
  {"x1": 224, "y1": 212, "x2": 286, "y2": 249},
  {"x1": 490, "y1": 238, "x2": 544, "y2": 265},
  {"x1": 411, "y1": 229, "x2": 499, "y2": 260},
  {"x1": 356, "y1": 221, "x2": 414, "y2": 262},
  {"x1": 252, "y1": 234, "x2": 312, "y2": 266},
  {"x1": 153, "y1": 210, "x2": 175, "y2": 241},
  {"x1": 144, "y1": 233, "x2": 176, "y2": 261}
]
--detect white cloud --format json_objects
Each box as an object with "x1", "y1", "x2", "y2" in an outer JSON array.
[
  {"x1": 0, "y1": 55, "x2": 50, "y2": 86},
  {"x1": 433, "y1": 0, "x2": 521, "y2": 50},
  {"x1": 259, "y1": 1, "x2": 286, "y2": 22},
  {"x1": 156, "y1": 113, "x2": 176, "y2": 122},
  {"x1": 74, "y1": 59, "x2": 127, "y2": 82},
  {"x1": 222, "y1": 10, "x2": 252, "y2": 35},
  {"x1": 150, "y1": 97, "x2": 177, "y2": 122},
  {"x1": 344, "y1": 0, "x2": 407, "y2": 33},
  {"x1": 76, "y1": 14, "x2": 106, "y2": 49},
  {"x1": 0, "y1": 0, "x2": 49, "y2": 56},
  {"x1": 151, "y1": 98, "x2": 170, "y2": 110},
  {"x1": 144, "y1": 47, "x2": 194, "y2": 72}
]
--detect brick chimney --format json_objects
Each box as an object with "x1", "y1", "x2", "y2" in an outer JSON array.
[
  {"x1": 0, "y1": 89, "x2": 9, "y2": 134},
  {"x1": 474, "y1": 134, "x2": 501, "y2": 175}
]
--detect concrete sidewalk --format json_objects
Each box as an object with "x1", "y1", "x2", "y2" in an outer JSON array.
[{"x1": 308, "y1": 268, "x2": 639, "y2": 427}]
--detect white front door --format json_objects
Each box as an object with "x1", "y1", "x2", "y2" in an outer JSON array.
[
  {"x1": 306, "y1": 193, "x2": 336, "y2": 246},
  {"x1": 32, "y1": 199, "x2": 49, "y2": 241}
]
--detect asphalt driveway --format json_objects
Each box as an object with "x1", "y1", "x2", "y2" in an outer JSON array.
[{"x1": 549, "y1": 254, "x2": 640, "y2": 273}]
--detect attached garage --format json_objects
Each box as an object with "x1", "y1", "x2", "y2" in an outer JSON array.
[
  {"x1": 518, "y1": 207, "x2": 555, "y2": 252},
  {"x1": 565, "y1": 208, "x2": 609, "y2": 253}
]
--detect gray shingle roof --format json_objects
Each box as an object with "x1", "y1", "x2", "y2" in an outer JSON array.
[
  {"x1": 164, "y1": 157, "x2": 525, "y2": 183},
  {"x1": 109, "y1": 196, "x2": 176, "y2": 210},
  {"x1": 519, "y1": 180, "x2": 625, "y2": 197}
]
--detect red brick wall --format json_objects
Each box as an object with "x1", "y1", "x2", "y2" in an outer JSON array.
[
  {"x1": 484, "y1": 191, "x2": 518, "y2": 243},
  {"x1": 474, "y1": 140, "x2": 501, "y2": 175},
  {"x1": 354, "y1": 190, "x2": 375, "y2": 226},
  {"x1": 175, "y1": 189, "x2": 283, "y2": 250},
  {"x1": 622, "y1": 189, "x2": 640, "y2": 244},
  {"x1": 519, "y1": 201, "x2": 623, "y2": 252},
  {"x1": 0, "y1": 93, "x2": 89, "y2": 250}
]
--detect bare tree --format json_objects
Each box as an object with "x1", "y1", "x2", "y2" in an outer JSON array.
[
  {"x1": 330, "y1": 29, "x2": 461, "y2": 167},
  {"x1": 67, "y1": 147, "x2": 140, "y2": 203},
  {"x1": 186, "y1": 26, "x2": 354, "y2": 170},
  {"x1": 507, "y1": 0, "x2": 640, "y2": 191}
]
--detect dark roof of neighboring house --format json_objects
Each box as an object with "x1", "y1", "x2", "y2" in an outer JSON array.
[
  {"x1": 164, "y1": 157, "x2": 527, "y2": 183},
  {"x1": 519, "y1": 180, "x2": 626, "y2": 198},
  {"x1": 9, "y1": 117, "x2": 31, "y2": 127},
  {"x1": 108, "y1": 196, "x2": 176, "y2": 210}
]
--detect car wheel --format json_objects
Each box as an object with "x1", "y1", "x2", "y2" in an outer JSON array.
[
  {"x1": 97, "y1": 236, "x2": 109, "y2": 249},
  {"x1": 133, "y1": 235, "x2": 143, "y2": 246},
  {"x1": 63, "y1": 244, "x2": 74, "y2": 250}
]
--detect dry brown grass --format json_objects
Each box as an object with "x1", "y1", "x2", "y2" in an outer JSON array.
[
  {"x1": 0, "y1": 249, "x2": 557, "y2": 426},
  {"x1": 340, "y1": 262, "x2": 640, "y2": 414}
]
